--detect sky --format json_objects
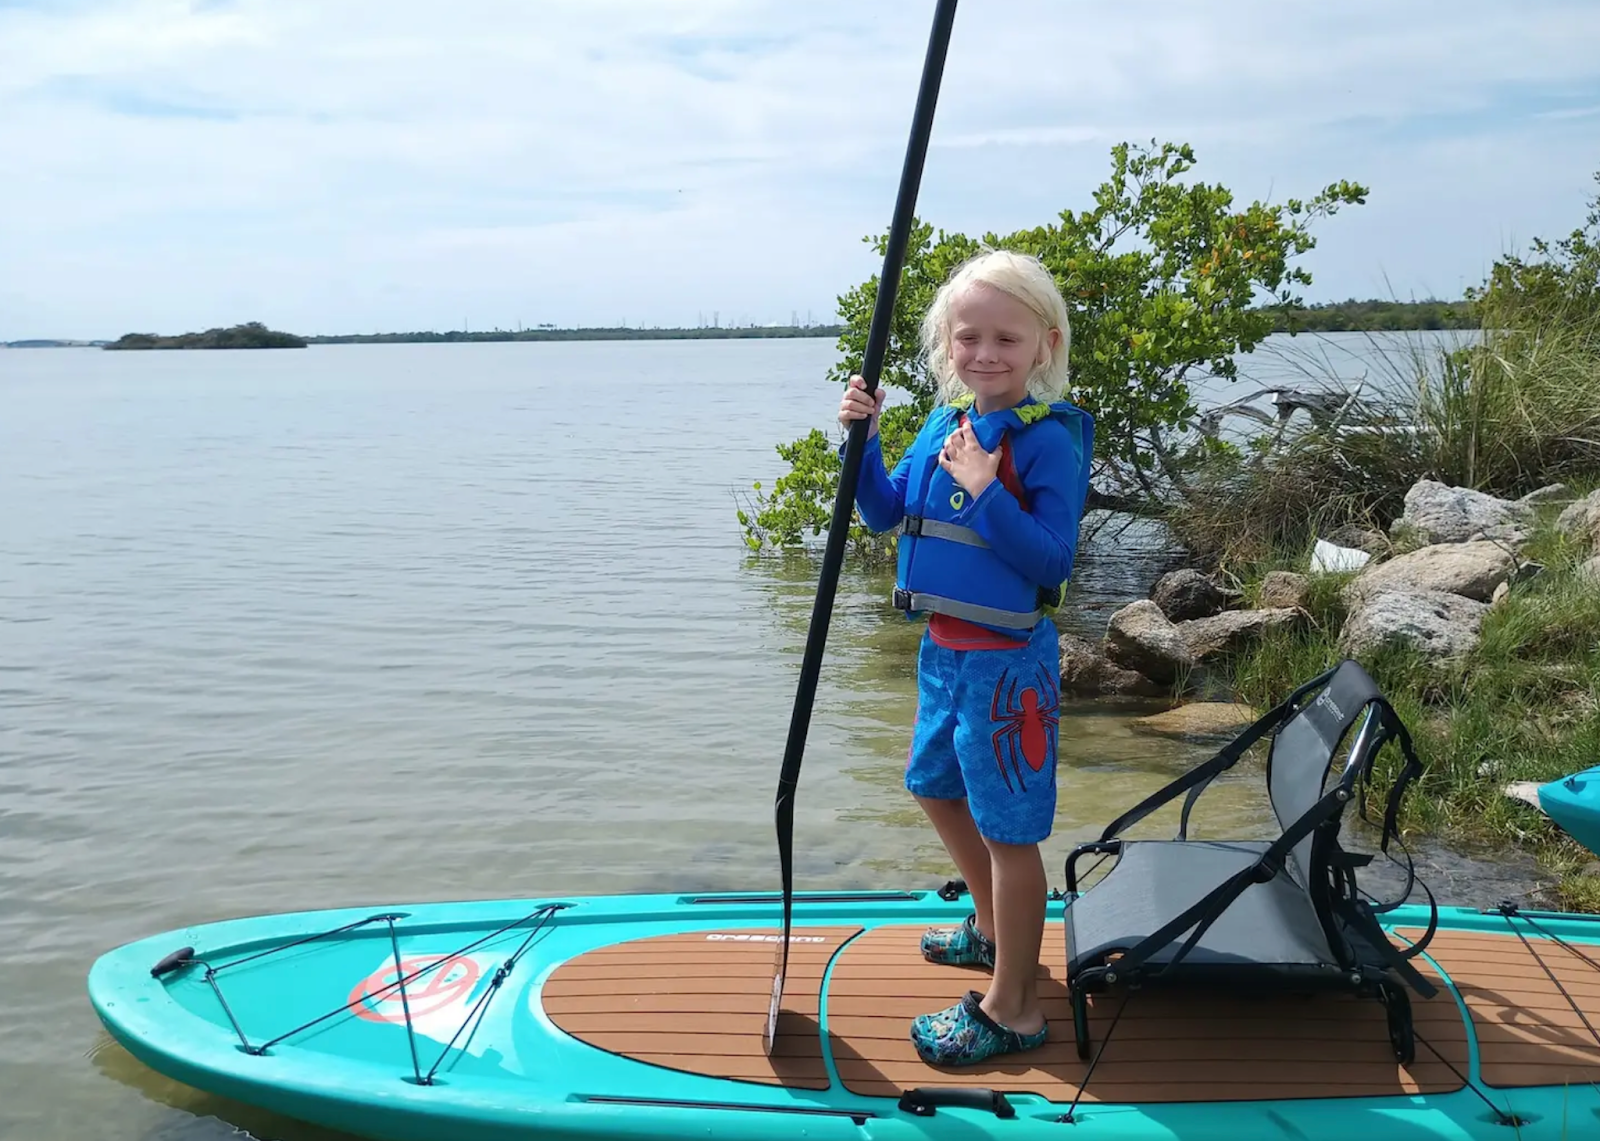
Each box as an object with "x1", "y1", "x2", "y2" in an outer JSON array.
[{"x1": 2, "y1": 0, "x2": 1599, "y2": 341}]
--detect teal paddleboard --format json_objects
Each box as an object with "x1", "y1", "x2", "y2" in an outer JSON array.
[
  {"x1": 1539, "y1": 764, "x2": 1600, "y2": 858},
  {"x1": 87, "y1": 887, "x2": 1600, "y2": 1140}
]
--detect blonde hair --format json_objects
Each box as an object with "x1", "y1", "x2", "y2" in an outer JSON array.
[{"x1": 919, "y1": 248, "x2": 1072, "y2": 405}]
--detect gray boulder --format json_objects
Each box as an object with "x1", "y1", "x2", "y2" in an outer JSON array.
[
  {"x1": 1104, "y1": 600, "x2": 1196, "y2": 685},
  {"x1": 1518, "y1": 483, "x2": 1571, "y2": 506},
  {"x1": 1260, "y1": 571, "x2": 1310, "y2": 610},
  {"x1": 1151, "y1": 568, "x2": 1226, "y2": 621},
  {"x1": 1059, "y1": 633, "x2": 1167, "y2": 698},
  {"x1": 1345, "y1": 540, "x2": 1518, "y2": 604},
  {"x1": 1390, "y1": 479, "x2": 1532, "y2": 545},
  {"x1": 1557, "y1": 489, "x2": 1600, "y2": 554},
  {"x1": 1338, "y1": 589, "x2": 1488, "y2": 661},
  {"x1": 1177, "y1": 607, "x2": 1305, "y2": 661}
]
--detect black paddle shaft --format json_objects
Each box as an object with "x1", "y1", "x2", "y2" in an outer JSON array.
[{"x1": 766, "y1": 0, "x2": 959, "y2": 1051}]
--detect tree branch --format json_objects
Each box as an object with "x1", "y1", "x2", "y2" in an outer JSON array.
[{"x1": 1086, "y1": 485, "x2": 1162, "y2": 516}]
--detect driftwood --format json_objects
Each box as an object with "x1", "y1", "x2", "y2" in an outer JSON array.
[
  {"x1": 1502, "y1": 781, "x2": 1548, "y2": 815},
  {"x1": 1192, "y1": 382, "x2": 1370, "y2": 440}
]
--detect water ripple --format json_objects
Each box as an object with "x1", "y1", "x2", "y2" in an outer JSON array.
[{"x1": 0, "y1": 333, "x2": 1528, "y2": 1141}]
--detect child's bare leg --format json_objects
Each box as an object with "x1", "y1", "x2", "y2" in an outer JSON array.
[
  {"x1": 913, "y1": 794, "x2": 994, "y2": 940},
  {"x1": 977, "y1": 836, "x2": 1047, "y2": 1033}
]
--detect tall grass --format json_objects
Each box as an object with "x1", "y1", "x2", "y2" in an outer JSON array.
[
  {"x1": 1420, "y1": 311, "x2": 1600, "y2": 494},
  {"x1": 1168, "y1": 305, "x2": 1600, "y2": 565}
]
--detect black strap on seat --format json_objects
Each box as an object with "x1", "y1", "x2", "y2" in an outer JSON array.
[
  {"x1": 1347, "y1": 706, "x2": 1423, "y2": 869},
  {"x1": 1305, "y1": 699, "x2": 1438, "y2": 974},
  {"x1": 1095, "y1": 666, "x2": 1334, "y2": 844},
  {"x1": 1378, "y1": 712, "x2": 1424, "y2": 858},
  {"x1": 1331, "y1": 887, "x2": 1439, "y2": 996},
  {"x1": 1344, "y1": 708, "x2": 1438, "y2": 960}
]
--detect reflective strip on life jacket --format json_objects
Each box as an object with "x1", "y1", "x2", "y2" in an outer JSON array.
[
  {"x1": 900, "y1": 515, "x2": 990, "y2": 548},
  {"x1": 892, "y1": 587, "x2": 1043, "y2": 631}
]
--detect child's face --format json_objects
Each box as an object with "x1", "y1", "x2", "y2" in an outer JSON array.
[{"x1": 947, "y1": 283, "x2": 1059, "y2": 409}]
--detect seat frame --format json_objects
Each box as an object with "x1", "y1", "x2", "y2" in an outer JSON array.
[{"x1": 1061, "y1": 659, "x2": 1438, "y2": 1063}]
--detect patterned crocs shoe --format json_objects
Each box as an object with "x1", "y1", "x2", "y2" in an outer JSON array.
[
  {"x1": 919, "y1": 913, "x2": 996, "y2": 968},
  {"x1": 909, "y1": 990, "x2": 1048, "y2": 1066}
]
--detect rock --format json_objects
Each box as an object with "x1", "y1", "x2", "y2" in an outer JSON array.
[
  {"x1": 1059, "y1": 633, "x2": 1166, "y2": 698},
  {"x1": 1177, "y1": 607, "x2": 1305, "y2": 661},
  {"x1": 1491, "y1": 581, "x2": 1511, "y2": 606},
  {"x1": 1130, "y1": 702, "x2": 1260, "y2": 739},
  {"x1": 1556, "y1": 489, "x2": 1600, "y2": 553},
  {"x1": 1260, "y1": 571, "x2": 1310, "y2": 610},
  {"x1": 1338, "y1": 588, "x2": 1489, "y2": 661},
  {"x1": 1466, "y1": 524, "x2": 1531, "y2": 546},
  {"x1": 1344, "y1": 540, "x2": 1518, "y2": 604},
  {"x1": 1518, "y1": 483, "x2": 1571, "y2": 506},
  {"x1": 1104, "y1": 600, "x2": 1196, "y2": 685},
  {"x1": 1578, "y1": 555, "x2": 1600, "y2": 585},
  {"x1": 1324, "y1": 524, "x2": 1388, "y2": 555},
  {"x1": 1150, "y1": 568, "x2": 1226, "y2": 621},
  {"x1": 1390, "y1": 479, "x2": 1533, "y2": 545}
]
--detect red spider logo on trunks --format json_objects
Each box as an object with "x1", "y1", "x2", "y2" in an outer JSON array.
[{"x1": 990, "y1": 663, "x2": 1059, "y2": 793}]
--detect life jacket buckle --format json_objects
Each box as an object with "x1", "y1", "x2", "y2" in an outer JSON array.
[
  {"x1": 901, "y1": 515, "x2": 925, "y2": 537},
  {"x1": 892, "y1": 587, "x2": 915, "y2": 612}
]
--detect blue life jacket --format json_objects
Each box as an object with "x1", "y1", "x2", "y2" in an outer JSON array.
[{"x1": 893, "y1": 395, "x2": 1094, "y2": 634}]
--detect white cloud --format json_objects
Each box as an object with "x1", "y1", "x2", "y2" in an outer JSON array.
[{"x1": 2, "y1": 0, "x2": 1598, "y2": 339}]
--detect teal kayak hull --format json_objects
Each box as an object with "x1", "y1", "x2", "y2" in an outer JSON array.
[
  {"x1": 88, "y1": 888, "x2": 1600, "y2": 1141},
  {"x1": 1540, "y1": 764, "x2": 1600, "y2": 857}
]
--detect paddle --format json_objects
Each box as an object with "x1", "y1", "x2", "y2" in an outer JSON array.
[{"x1": 764, "y1": 0, "x2": 960, "y2": 1057}]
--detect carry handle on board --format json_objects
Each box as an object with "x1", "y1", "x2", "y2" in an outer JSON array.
[
  {"x1": 898, "y1": 1088, "x2": 1017, "y2": 1119},
  {"x1": 764, "y1": 0, "x2": 960, "y2": 1057}
]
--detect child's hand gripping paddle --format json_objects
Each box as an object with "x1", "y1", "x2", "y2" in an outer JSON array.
[{"x1": 764, "y1": 0, "x2": 960, "y2": 1057}]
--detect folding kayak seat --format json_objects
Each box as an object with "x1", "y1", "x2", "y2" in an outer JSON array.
[{"x1": 1061, "y1": 658, "x2": 1438, "y2": 1063}]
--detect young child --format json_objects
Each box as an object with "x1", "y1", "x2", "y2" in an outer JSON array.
[{"x1": 837, "y1": 248, "x2": 1093, "y2": 1067}]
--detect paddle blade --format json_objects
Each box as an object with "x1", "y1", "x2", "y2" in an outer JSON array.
[
  {"x1": 763, "y1": 947, "x2": 784, "y2": 1056},
  {"x1": 766, "y1": 792, "x2": 794, "y2": 1056}
]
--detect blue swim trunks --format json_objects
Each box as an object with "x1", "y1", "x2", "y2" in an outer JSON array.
[{"x1": 904, "y1": 618, "x2": 1061, "y2": 845}]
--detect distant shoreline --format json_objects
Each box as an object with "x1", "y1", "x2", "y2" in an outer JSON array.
[
  {"x1": 304, "y1": 324, "x2": 847, "y2": 345},
  {"x1": 2, "y1": 298, "x2": 1479, "y2": 349},
  {"x1": 2, "y1": 324, "x2": 847, "y2": 349}
]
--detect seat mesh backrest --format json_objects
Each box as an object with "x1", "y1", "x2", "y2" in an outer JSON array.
[{"x1": 1266, "y1": 661, "x2": 1384, "y2": 885}]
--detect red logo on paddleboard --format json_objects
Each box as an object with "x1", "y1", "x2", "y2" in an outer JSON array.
[{"x1": 348, "y1": 955, "x2": 481, "y2": 1024}]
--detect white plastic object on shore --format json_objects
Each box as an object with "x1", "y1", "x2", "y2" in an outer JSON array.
[{"x1": 1310, "y1": 538, "x2": 1371, "y2": 574}]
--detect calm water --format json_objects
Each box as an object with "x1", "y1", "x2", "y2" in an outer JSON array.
[{"x1": 0, "y1": 333, "x2": 1541, "y2": 1140}]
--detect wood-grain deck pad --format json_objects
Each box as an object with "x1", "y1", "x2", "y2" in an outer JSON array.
[
  {"x1": 826, "y1": 924, "x2": 1467, "y2": 1103},
  {"x1": 1396, "y1": 926, "x2": 1600, "y2": 1088},
  {"x1": 542, "y1": 926, "x2": 860, "y2": 1090},
  {"x1": 541, "y1": 921, "x2": 1600, "y2": 1102}
]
